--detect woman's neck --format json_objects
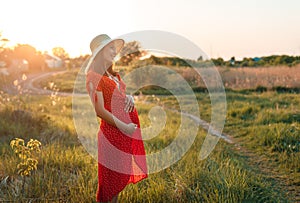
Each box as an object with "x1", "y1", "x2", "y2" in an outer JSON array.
[{"x1": 92, "y1": 60, "x2": 114, "y2": 75}]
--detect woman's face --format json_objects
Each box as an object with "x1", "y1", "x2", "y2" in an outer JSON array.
[
  {"x1": 92, "y1": 43, "x2": 116, "y2": 73},
  {"x1": 103, "y1": 43, "x2": 117, "y2": 62}
]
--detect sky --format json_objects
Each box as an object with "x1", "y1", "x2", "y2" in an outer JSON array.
[{"x1": 0, "y1": 0, "x2": 300, "y2": 60}]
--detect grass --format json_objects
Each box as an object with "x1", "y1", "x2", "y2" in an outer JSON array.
[
  {"x1": 0, "y1": 67, "x2": 299, "y2": 202},
  {"x1": 157, "y1": 90, "x2": 300, "y2": 200},
  {"x1": 225, "y1": 92, "x2": 299, "y2": 153},
  {"x1": 33, "y1": 66, "x2": 300, "y2": 95},
  {"x1": 217, "y1": 66, "x2": 300, "y2": 90},
  {"x1": 0, "y1": 89, "x2": 294, "y2": 202}
]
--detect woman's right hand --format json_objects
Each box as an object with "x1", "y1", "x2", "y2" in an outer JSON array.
[{"x1": 123, "y1": 123, "x2": 137, "y2": 135}]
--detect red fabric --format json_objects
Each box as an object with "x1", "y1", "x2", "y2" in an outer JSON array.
[{"x1": 86, "y1": 70, "x2": 148, "y2": 202}]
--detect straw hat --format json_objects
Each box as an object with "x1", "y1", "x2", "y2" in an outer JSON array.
[{"x1": 84, "y1": 34, "x2": 124, "y2": 74}]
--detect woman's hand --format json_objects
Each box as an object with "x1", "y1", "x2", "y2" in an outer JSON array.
[
  {"x1": 124, "y1": 95, "x2": 135, "y2": 113},
  {"x1": 123, "y1": 123, "x2": 138, "y2": 135}
]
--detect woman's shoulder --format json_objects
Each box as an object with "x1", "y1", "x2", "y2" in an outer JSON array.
[
  {"x1": 87, "y1": 70, "x2": 102, "y2": 77},
  {"x1": 86, "y1": 71, "x2": 108, "y2": 86},
  {"x1": 86, "y1": 70, "x2": 107, "y2": 80}
]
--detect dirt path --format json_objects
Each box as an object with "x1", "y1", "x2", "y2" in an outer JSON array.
[
  {"x1": 232, "y1": 136, "x2": 300, "y2": 202},
  {"x1": 183, "y1": 110, "x2": 299, "y2": 202},
  {"x1": 22, "y1": 70, "x2": 76, "y2": 96},
  {"x1": 22, "y1": 71, "x2": 68, "y2": 95},
  {"x1": 2, "y1": 71, "x2": 63, "y2": 95},
  {"x1": 7, "y1": 70, "x2": 300, "y2": 202}
]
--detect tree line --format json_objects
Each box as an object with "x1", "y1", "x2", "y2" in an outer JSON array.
[
  {"x1": 211, "y1": 55, "x2": 300, "y2": 67},
  {"x1": 128, "y1": 55, "x2": 300, "y2": 68},
  {"x1": 0, "y1": 33, "x2": 86, "y2": 72},
  {"x1": 1, "y1": 32, "x2": 299, "y2": 72}
]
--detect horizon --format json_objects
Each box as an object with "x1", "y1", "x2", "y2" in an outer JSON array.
[
  {"x1": 1, "y1": 42, "x2": 300, "y2": 61},
  {"x1": 1, "y1": 0, "x2": 300, "y2": 60}
]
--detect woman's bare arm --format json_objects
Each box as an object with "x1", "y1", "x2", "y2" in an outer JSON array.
[
  {"x1": 94, "y1": 91, "x2": 136, "y2": 135},
  {"x1": 94, "y1": 91, "x2": 123, "y2": 127}
]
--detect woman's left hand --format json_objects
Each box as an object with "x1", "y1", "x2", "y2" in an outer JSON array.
[{"x1": 124, "y1": 95, "x2": 135, "y2": 112}]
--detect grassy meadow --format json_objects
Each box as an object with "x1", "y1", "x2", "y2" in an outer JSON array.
[{"x1": 0, "y1": 66, "x2": 299, "y2": 202}]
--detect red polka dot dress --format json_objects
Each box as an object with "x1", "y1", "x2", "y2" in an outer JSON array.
[{"x1": 86, "y1": 70, "x2": 148, "y2": 202}]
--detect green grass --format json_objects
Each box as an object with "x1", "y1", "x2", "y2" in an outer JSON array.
[
  {"x1": 1, "y1": 68, "x2": 299, "y2": 202},
  {"x1": 224, "y1": 92, "x2": 299, "y2": 163},
  {"x1": 156, "y1": 91, "x2": 300, "y2": 199},
  {"x1": 0, "y1": 90, "x2": 294, "y2": 202}
]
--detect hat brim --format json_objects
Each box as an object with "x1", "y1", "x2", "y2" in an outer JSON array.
[{"x1": 84, "y1": 38, "x2": 124, "y2": 75}]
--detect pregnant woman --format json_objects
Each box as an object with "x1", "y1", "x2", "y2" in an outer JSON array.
[{"x1": 84, "y1": 34, "x2": 148, "y2": 203}]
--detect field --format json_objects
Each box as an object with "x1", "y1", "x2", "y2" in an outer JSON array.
[
  {"x1": 0, "y1": 66, "x2": 299, "y2": 202},
  {"x1": 218, "y1": 66, "x2": 300, "y2": 90},
  {"x1": 32, "y1": 65, "x2": 300, "y2": 94}
]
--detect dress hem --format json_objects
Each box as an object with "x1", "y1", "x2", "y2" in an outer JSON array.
[{"x1": 96, "y1": 174, "x2": 148, "y2": 202}]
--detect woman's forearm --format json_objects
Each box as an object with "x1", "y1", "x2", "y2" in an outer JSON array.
[
  {"x1": 96, "y1": 107, "x2": 127, "y2": 130},
  {"x1": 91, "y1": 91, "x2": 123, "y2": 128},
  {"x1": 91, "y1": 90, "x2": 137, "y2": 135},
  {"x1": 93, "y1": 91, "x2": 135, "y2": 134}
]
